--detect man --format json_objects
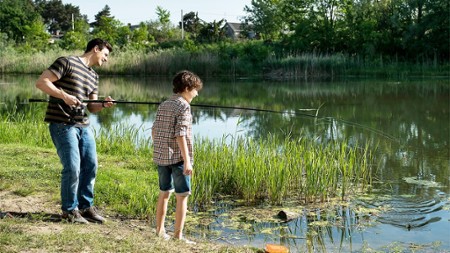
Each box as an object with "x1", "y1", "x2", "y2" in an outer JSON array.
[{"x1": 35, "y1": 38, "x2": 114, "y2": 224}]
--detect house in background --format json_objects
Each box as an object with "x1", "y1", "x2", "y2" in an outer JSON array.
[
  {"x1": 224, "y1": 22, "x2": 256, "y2": 40},
  {"x1": 128, "y1": 24, "x2": 140, "y2": 31},
  {"x1": 49, "y1": 30, "x2": 63, "y2": 44}
]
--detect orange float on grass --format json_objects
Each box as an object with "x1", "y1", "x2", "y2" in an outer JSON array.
[{"x1": 264, "y1": 243, "x2": 289, "y2": 253}]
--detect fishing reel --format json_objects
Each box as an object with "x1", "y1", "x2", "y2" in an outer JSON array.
[{"x1": 69, "y1": 104, "x2": 87, "y2": 123}]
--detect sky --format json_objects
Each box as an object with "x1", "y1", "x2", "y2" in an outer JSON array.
[{"x1": 62, "y1": 0, "x2": 252, "y2": 26}]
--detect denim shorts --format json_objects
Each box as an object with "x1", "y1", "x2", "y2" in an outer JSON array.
[{"x1": 157, "y1": 161, "x2": 191, "y2": 196}]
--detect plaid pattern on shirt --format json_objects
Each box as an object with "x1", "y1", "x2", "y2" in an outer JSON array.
[{"x1": 152, "y1": 94, "x2": 193, "y2": 166}]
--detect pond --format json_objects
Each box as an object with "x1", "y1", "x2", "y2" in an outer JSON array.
[{"x1": 1, "y1": 74, "x2": 449, "y2": 252}]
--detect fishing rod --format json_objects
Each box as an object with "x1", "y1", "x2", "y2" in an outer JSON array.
[
  {"x1": 27, "y1": 98, "x2": 400, "y2": 142},
  {"x1": 27, "y1": 98, "x2": 319, "y2": 118},
  {"x1": 28, "y1": 98, "x2": 160, "y2": 106}
]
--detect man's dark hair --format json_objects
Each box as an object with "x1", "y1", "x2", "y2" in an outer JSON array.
[
  {"x1": 85, "y1": 38, "x2": 113, "y2": 53},
  {"x1": 173, "y1": 70, "x2": 203, "y2": 93}
]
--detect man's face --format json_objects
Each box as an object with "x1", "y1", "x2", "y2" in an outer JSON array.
[{"x1": 94, "y1": 46, "x2": 110, "y2": 67}]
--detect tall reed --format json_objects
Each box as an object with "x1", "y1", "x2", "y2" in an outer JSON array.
[
  {"x1": 192, "y1": 135, "x2": 375, "y2": 206},
  {"x1": 94, "y1": 123, "x2": 152, "y2": 156},
  {"x1": 2, "y1": 46, "x2": 445, "y2": 77}
]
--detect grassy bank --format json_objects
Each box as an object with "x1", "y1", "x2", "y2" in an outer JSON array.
[
  {"x1": 0, "y1": 145, "x2": 257, "y2": 253},
  {"x1": 1, "y1": 42, "x2": 448, "y2": 78}
]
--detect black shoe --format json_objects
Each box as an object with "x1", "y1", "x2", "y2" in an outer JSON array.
[
  {"x1": 62, "y1": 209, "x2": 89, "y2": 224},
  {"x1": 80, "y1": 206, "x2": 106, "y2": 224}
]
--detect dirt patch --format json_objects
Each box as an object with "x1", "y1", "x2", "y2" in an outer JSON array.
[
  {"x1": 1, "y1": 191, "x2": 63, "y2": 235},
  {"x1": 0, "y1": 191, "x2": 59, "y2": 214},
  {"x1": 0, "y1": 191, "x2": 149, "y2": 235}
]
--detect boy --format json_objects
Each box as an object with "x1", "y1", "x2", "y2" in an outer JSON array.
[{"x1": 151, "y1": 70, "x2": 203, "y2": 244}]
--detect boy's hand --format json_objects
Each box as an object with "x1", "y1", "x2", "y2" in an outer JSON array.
[{"x1": 183, "y1": 161, "x2": 193, "y2": 175}]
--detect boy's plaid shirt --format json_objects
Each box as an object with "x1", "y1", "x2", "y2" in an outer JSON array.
[{"x1": 152, "y1": 94, "x2": 193, "y2": 166}]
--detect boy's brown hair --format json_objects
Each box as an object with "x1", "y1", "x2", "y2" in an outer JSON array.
[{"x1": 172, "y1": 70, "x2": 203, "y2": 93}]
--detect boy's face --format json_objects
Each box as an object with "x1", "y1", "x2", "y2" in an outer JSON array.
[{"x1": 182, "y1": 88, "x2": 198, "y2": 103}]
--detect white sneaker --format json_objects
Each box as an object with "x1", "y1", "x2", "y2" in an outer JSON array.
[
  {"x1": 157, "y1": 233, "x2": 171, "y2": 241},
  {"x1": 178, "y1": 237, "x2": 196, "y2": 245}
]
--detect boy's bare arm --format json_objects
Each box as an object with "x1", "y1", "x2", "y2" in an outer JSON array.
[{"x1": 176, "y1": 136, "x2": 193, "y2": 175}]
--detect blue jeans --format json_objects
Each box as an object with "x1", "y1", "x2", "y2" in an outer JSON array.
[{"x1": 49, "y1": 123, "x2": 98, "y2": 212}]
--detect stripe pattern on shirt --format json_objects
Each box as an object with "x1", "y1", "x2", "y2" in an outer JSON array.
[{"x1": 44, "y1": 56, "x2": 98, "y2": 125}]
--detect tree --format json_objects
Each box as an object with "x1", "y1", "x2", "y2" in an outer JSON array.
[
  {"x1": 91, "y1": 5, "x2": 122, "y2": 45},
  {"x1": 92, "y1": 16, "x2": 122, "y2": 45},
  {"x1": 338, "y1": 0, "x2": 380, "y2": 57},
  {"x1": 180, "y1": 11, "x2": 203, "y2": 39},
  {"x1": 22, "y1": 17, "x2": 50, "y2": 50},
  {"x1": 156, "y1": 6, "x2": 170, "y2": 25},
  {"x1": 58, "y1": 13, "x2": 90, "y2": 50},
  {"x1": 0, "y1": 0, "x2": 42, "y2": 42},
  {"x1": 288, "y1": 0, "x2": 351, "y2": 53},
  {"x1": 146, "y1": 20, "x2": 180, "y2": 43},
  {"x1": 58, "y1": 30, "x2": 87, "y2": 50},
  {"x1": 277, "y1": 0, "x2": 320, "y2": 54},
  {"x1": 94, "y1": 5, "x2": 112, "y2": 25},
  {"x1": 72, "y1": 17, "x2": 90, "y2": 34},
  {"x1": 197, "y1": 19, "x2": 227, "y2": 43},
  {"x1": 34, "y1": 0, "x2": 84, "y2": 35},
  {"x1": 401, "y1": 0, "x2": 450, "y2": 60},
  {"x1": 146, "y1": 7, "x2": 181, "y2": 44},
  {"x1": 243, "y1": 0, "x2": 284, "y2": 40},
  {"x1": 421, "y1": 0, "x2": 449, "y2": 61},
  {"x1": 129, "y1": 23, "x2": 152, "y2": 50}
]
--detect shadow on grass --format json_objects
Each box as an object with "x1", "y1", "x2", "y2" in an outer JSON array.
[{"x1": 0, "y1": 211, "x2": 62, "y2": 222}]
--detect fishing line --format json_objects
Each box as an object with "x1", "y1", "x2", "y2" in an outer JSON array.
[{"x1": 317, "y1": 117, "x2": 401, "y2": 143}]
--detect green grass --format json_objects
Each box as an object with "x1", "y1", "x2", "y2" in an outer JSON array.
[
  {"x1": 0, "y1": 144, "x2": 156, "y2": 218},
  {"x1": 0, "y1": 144, "x2": 259, "y2": 253}
]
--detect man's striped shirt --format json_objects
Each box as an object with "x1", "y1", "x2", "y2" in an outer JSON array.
[{"x1": 44, "y1": 56, "x2": 98, "y2": 125}]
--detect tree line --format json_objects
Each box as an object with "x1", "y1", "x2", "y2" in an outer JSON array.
[
  {"x1": 0, "y1": 0, "x2": 448, "y2": 64},
  {"x1": 244, "y1": 0, "x2": 449, "y2": 62}
]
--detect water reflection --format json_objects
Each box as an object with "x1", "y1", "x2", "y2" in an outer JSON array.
[
  {"x1": 371, "y1": 197, "x2": 444, "y2": 229},
  {"x1": 1, "y1": 74, "x2": 449, "y2": 251},
  {"x1": 192, "y1": 193, "x2": 448, "y2": 252}
]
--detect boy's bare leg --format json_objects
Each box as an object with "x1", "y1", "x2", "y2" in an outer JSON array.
[
  {"x1": 156, "y1": 191, "x2": 171, "y2": 235},
  {"x1": 174, "y1": 195, "x2": 188, "y2": 239}
]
